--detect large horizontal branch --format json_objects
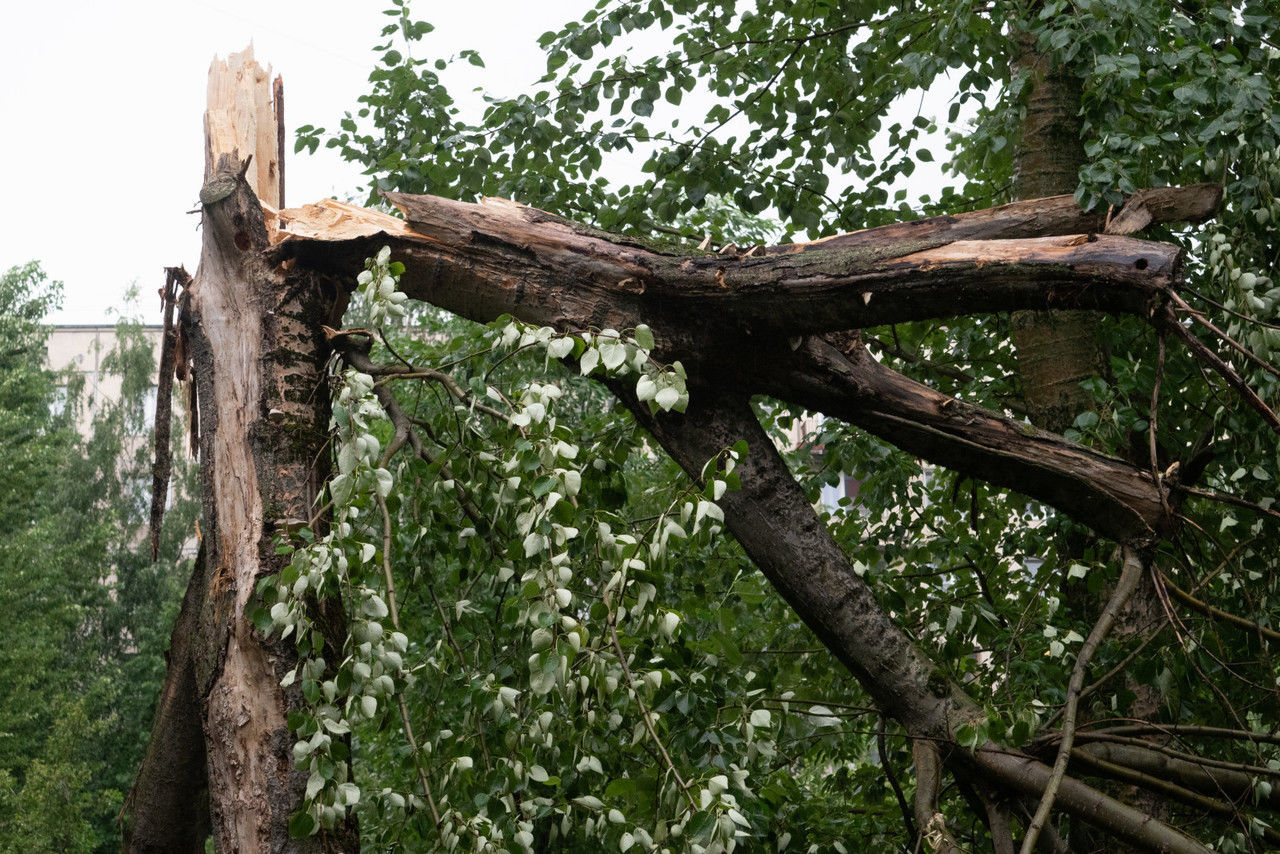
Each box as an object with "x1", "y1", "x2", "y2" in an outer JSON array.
[
  {"x1": 271, "y1": 186, "x2": 1216, "y2": 340},
  {"x1": 749, "y1": 336, "x2": 1170, "y2": 543},
  {"x1": 268, "y1": 188, "x2": 1211, "y2": 543}
]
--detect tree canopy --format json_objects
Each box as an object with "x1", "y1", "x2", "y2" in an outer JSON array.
[{"x1": 0, "y1": 265, "x2": 197, "y2": 852}]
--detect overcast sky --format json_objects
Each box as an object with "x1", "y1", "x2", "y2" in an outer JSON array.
[
  {"x1": 0, "y1": 0, "x2": 591, "y2": 324},
  {"x1": 1, "y1": 1, "x2": 952, "y2": 326}
]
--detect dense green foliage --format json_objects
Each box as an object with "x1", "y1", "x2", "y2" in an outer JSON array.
[
  {"x1": 0, "y1": 265, "x2": 196, "y2": 852},
  {"x1": 283, "y1": 1, "x2": 1280, "y2": 851}
]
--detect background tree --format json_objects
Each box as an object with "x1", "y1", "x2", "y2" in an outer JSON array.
[{"x1": 0, "y1": 265, "x2": 196, "y2": 852}]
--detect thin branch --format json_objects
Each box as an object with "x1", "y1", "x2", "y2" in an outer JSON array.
[
  {"x1": 1069, "y1": 732, "x2": 1280, "y2": 779},
  {"x1": 1182, "y1": 284, "x2": 1280, "y2": 331},
  {"x1": 375, "y1": 492, "x2": 441, "y2": 830},
  {"x1": 1159, "y1": 571, "x2": 1280, "y2": 642},
  {"x1": 1155, "y1": 301, "x2": 1280, "y2": 432},
  {"x1": 1149, "y1": 332, "x2": 1172, "y2": 520},
  {"x1": 606, "y1": 621, "x2": 697, "y2": 812},
  {"x1": 1174, "y1": 485, "x2": 1280, "y2": 525},
  {"x1": 1077, "y1": 722, "x2": 1280, "y2": 745},
  {"x1": 1170, "y1": 291, "x2": 1280, "y2": 381},
  {"x1": 879, "y1": 715, "x2": 919, "y2": 848},
  {"x1": 149, "y1": 266, "x2": 189, "y2": 561},
  {"x1": 1020, "y1": 548, "x2": 1145, "y2": 854},
  {"x1": 1039, "y1": 621, "x2": 1167, "y2": 732}
]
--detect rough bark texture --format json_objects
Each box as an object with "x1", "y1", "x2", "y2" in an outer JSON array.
[
  {"x1": 1009, "y1": 32, "x2": 1098, "y2": 434},
  {"x1": 129, "y1": 49, "x2": 355, "y2": 852},
  {"x1": 752, "y1": 336, "x2": 1172, "y2": 543},
  {"x1": 124, "y1": 547, "x2": 211, "y2": 852},
  {"x1": 128, "y1": 159, "x2": 355, "y2": 853},
  {"x1": 194, "y1": 159, "x2": 354, "y2": 851}
]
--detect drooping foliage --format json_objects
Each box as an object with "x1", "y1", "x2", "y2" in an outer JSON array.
[{"x1": 277, "y1": 2, "x2": 1280, "y2": 851}]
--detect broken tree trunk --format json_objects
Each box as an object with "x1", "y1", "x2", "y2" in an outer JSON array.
[{"x1": 127, "y1": 49, "x2": 354, "y2": 852}]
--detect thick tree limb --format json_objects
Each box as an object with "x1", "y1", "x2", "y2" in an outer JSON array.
[
  {"x1": 254, "y1": 185, "x2": 1230, "y2": 851},
  {"x1": 269, "y1": 189, "x2": 1211, "y2": 544},
  {"x1": 1073, "y1": 741, "x2": 1280, "y2": 811},
  {"x1": 969, "y1": 749, "x2": 1211, "y2": 854},
  {"x1": 272, "y1": 191, "x2": 1190, "y2": 340},
  {"x1": 752, "y1": 336, "x2": 1172, "y2": 544}
]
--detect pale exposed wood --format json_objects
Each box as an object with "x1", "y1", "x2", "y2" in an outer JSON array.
[
  {"x1": 273, "y1": 197, "x2": 413, "y2": 245},
  {"x1": 194, "y1": 50, "x2": 307, "y2": 851},
  {"x1": 196, "y1": 163, "x2": 276, "y2": 848},
  {"x1": 205, "y1": 45, "x2": 282, "y2": 208}
]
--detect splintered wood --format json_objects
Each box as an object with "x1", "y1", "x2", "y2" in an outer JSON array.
[{"x1": 205, "y1": 45, "x2": 283, "y2": 208}]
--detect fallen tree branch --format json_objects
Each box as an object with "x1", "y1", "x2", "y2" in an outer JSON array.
[
  {"x1": 754, "y1": 336, "x2": 1172, "y2": 543},
  {"x1": 272, "y1": 192, "x2": 1185, "y2": 340},
  {"x1": 878, "y1": 716, "x2": 918, "y2": 848}
]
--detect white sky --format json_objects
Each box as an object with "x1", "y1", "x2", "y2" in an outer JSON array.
[
  {"x1": 0, "y1": 0, "x2": 590, "y2": 324},
  {"x1": 1, "y1": 0, "x2": 952, "y2": 326}
]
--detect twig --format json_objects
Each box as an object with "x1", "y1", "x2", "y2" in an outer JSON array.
[
  {"x1": 1159, "y1": 571, "x2": 1280, "y2": 642},
  {"x1": 1156, "y1": 301, "x2": 1280, "y2": 432},
  {"x1": 1169, "y1": 290, "x2": 1280, "y2": 382},
  {"x1": 606, "y1": 620, "x2": 697, "y2": 812},
  {"x1": 1020, "y1": 548, "x2": 1145, "y2": 854},
  {"x1": 375, "y1": 492, "x2": 441, "y2": 831},
  {"x1": 878, "y1": 715, "x2": 918, "y2": 848},
  {"x1": 1149, "y1": 332, "x2": 1172, "y2": 519},
  {"x1": 1174, "y1": 485, "x2": 1280, "y2": 525}
]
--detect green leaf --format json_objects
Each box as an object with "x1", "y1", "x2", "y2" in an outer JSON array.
[{"x1": 289, "y1": 811, "x2": 318, "y2": 837}]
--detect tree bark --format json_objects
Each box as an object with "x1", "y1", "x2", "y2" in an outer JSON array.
[
  {"x1": 128, "y1": 50, "x2": 355, "y2": 852},
  {"x1": 123, "y1": 547, "x2": 211, "y2": 852},
  {"x1": 1009, "y1": 31, "x2": 1097, "y2": 434}
]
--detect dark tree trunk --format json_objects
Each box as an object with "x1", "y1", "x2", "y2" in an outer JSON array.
[{"x1": 1009, "y1": 31, "x2": 1099, "y2": 434}]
